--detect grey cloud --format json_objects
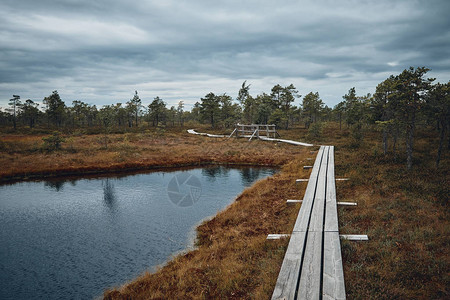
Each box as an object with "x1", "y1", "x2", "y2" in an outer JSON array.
[{"x1": 1, "y1": 0, "x2": 449, "y2": 108}]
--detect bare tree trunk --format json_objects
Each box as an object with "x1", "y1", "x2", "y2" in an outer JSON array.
[
  {"x1": 447, "y1": 120, "x2": 450, "y2": 151},
  {"x1": 406, "y1": 115, "x2": 415, "y2": 170},
  {"x1": 383, "y1": 129, "x2": 388, "y2": 155},
  {"x1": 392, "y1": 129, "x2": 398, "y2": 155},
  {"x1": 13, "y1": 101, "x2": 16, "y2": 130}
]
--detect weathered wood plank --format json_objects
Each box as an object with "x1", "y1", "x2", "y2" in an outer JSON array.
[
  {"x1": 323, "y1": 232, "x2": 346, "y2": 299},
  {"x1": 296, "y1": 179, "x2": 309, "y2": 182},
  {"x1": 267, "y1": 234, "x2": 291, "y2": 240},
  {"x1": 309, "y1": 146, "x2": 329, "y2": 232},
  {"x1": 337, "y1": 202, "x2": 357, "y2": 206},
  {"x1": 325, "y1": 146, "x2": 339, "y2": 232},
  {"x1": 287, "y1": 199, "x2": 303, "y2": 204},
  {"x1": 340, "y1": 234, "x2": 369, "y2": 241},
  {"x1": 297, "y1": 231, "x2": 323, "y2": 299},
  {"x1": 271, "y1": 232, "x2": 307, "y2": 300},
  {"x1": 271, "y1": 253, "x2": 302, "y2": 300},
  {"x1": 273, "y1": 145, "x2": 348, "y2": 300},
  {"x1": 293, "y1": 146, "x2": 325, "y2": 232}
]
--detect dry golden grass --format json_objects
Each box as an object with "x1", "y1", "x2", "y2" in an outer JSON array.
[
  {"x1": 103, "y1": 154, "x2": 314, "y2": 299},
  {"x1": 0, "y1": 129, "x2": 304, "y2": 182},
  {"x1": 335, "y1": 146, "x2": 449, "y2": 299},
  {"x1": 1, "y1": 124, "x2": 448, "y2": 299},
  {"x1": 104, "y1": 124, "x2": 448, "y2": 299}
]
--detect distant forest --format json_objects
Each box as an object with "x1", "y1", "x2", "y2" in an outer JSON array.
[{"x1": 1, "y1": 67, "x2": 449, "y2": 169}]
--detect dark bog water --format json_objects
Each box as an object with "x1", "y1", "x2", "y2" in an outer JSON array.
[{"x1": 0, "y1": 166, "x2": 276, "y2": 300}]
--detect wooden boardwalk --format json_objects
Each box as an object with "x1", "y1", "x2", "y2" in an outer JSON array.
[
  {"x1": 187, "y1": 129, "x2": 313, "y2": 147},
  {"x1": 272, "y1": 146, "x2": 346, "y2": 300}
]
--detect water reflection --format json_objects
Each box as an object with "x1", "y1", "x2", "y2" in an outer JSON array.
[
  {"x1": 201, "y1": 166, "x2": 230, "y2": 182},
  {"x1": 0, "y1": 167, "x2": 277, "y2": 299},
  {"x1": 239, "y1": 168, "x2": 262, "y2": 185},
  {"x1": 44, "y1": 180, "x2": 65, "y2": 191},
  {"x1": 102, "y1": 179, "x2": 116, "y2": 209}
]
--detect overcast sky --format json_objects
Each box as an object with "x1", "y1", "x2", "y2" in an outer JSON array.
[{"x1": 1, "y1": 0, "x2": 449, "y2": 110}]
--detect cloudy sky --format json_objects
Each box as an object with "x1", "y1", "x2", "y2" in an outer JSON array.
[{"x1": 1, "y1": 0, "x2": 449, "y2": 110}]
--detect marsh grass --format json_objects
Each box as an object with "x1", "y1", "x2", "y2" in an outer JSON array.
[
  {"x1": 1, "y1": 123, "x2": 448, "y2": 299},
  {"x1": 334, "y1": 127, "x2": 449, "y2": 299},
  {"x1": 104, "y1": 155, "x2": 313, "y2": 299},
  {"x1": 104, "y1": 124, "x2": 448, "y2": 299},
  {"x1": 0, "y1": 128, "x2": 304, "y2": 182}
]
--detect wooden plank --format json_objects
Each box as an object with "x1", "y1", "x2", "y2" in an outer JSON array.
[
  {"x1": 337, "y1": 202, "x2": 357, "y2": 206},
  {"x1": 267, "y1": 234, "x2": 291, "y2": 240},
  {"x1": 287, "y1": 199, "x2": 303, "y2": 204},
  {"x1": 273, "y1": 145, "x2": 349, "y2": 300},
  {"x1": 297, "y1": 231, "x2": 323, "y2": 299},
  {"x1": 340, "y1": 234, "x2": 368, "y2": 241},
  {"x1": 271, "y1": 232, "x2": 307, "y2": 300},
  {"x1": 308, "y1": 146, "x2": 329, "y2": 232},
  {"x1": 325, "y1": 146, "x2": 339, "y2": 232},
  {"x1": 293, "y1": 146, "x2": 325, "y2": 232},
  {"x1": 271, "y1": 253, "x2": 302, "y2": 300},
  {"x1": 227, "y1": 128, "x2": 237, "y2": 138},
  {"x1": 248, "y1": 129, "x2": 259, "y2": 141},
  {"x1": 296, "y1": 179, "x2": 309, "y2": 183},
  {"x1": 323, "y1": 232, "x2": 346, "y2": 300}
]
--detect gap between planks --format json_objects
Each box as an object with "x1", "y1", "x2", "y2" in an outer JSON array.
[
  {"x1": 296, "y1": 178, "x2": 349, "y2": 183},
  {"x1": 286, "y1": 199, "x2": 357, "y2": 206},
  {"x1": 267, "y1": 234, "x2": 369, "y2": 240}
]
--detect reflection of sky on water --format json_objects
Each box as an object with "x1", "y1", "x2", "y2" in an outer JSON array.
[{"x1": 0, "y1": 166, "x2": 276, "y2": 300}]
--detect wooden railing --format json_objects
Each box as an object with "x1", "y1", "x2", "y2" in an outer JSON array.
[{"x1": 228, "y1": 124, "x2": 280, "y2": 140}]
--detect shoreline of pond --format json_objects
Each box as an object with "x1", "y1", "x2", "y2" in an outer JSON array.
[
  {"x1": 1, "y1": 166, "x2": 278, "y2": 299},
  {"x1": 0, "y1": 160, "x2": 281, "y2": 185}
]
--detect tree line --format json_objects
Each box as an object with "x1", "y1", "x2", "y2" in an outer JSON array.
[{"x1": 1, "y1": 67, "x2": 449, "y2": 168}]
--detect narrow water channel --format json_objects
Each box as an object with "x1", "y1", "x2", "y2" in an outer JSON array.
[{"x1": 0, "y1": 166, "x2": 276, "y2": 299}]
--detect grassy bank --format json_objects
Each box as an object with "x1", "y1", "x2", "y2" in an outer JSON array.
[
  {"x1": 1, "y1": 124, "x2": 448, "y2": 299},
  {"x1": 0, "y1": 128, "x2": 304, "y2": 183},
  {"x1": 104, "y1": 155, "x2": 311, "y2": 299},
  {"x1": 101, "y1": 124, "x2": 448, "y2": 299},
  {"x1": 336, "y1": 146, "x2": 449, "y2": 298}
]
